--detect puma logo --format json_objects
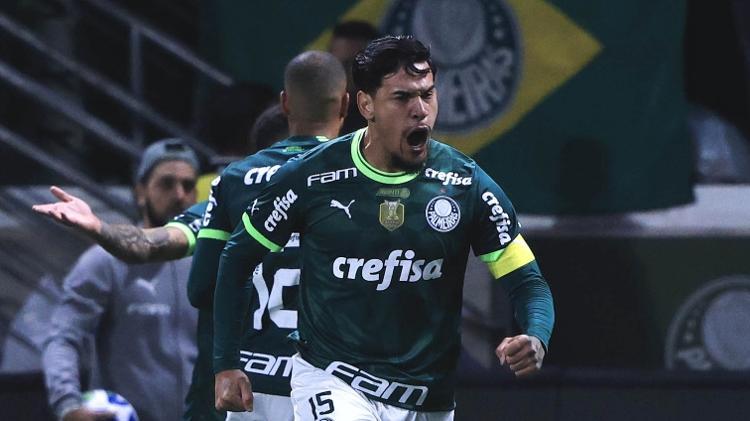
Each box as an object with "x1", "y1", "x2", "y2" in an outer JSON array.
[
  {"x1": 135, "y1": 277, "x2": 157, "y2": 294},
  {"x1": 330, "y1": 199, "x2": 355, "y2": 219},
  {"x1": 249, "y1": 198, "x2": 260, "y2": 215}
]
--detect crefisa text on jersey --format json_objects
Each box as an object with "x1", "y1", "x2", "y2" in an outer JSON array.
[
  {"x1": 333, "y1": 249, "x2": 444, "y2": 291},
  {"x1": 482, "y1": 191, "x2": 512, "y2": 245},
  {"x1": 424, "y1": 168, "x2": 472, "y2": 186},
  {"x1": 307, "y1": 167, "x2": 358, "y2": 186},
  {"x1": 245, "y1": 165, "x2": 281, "y2": 185},
  {"x1": 264, "y1": 189, "x2": 298, "y2": 232}
]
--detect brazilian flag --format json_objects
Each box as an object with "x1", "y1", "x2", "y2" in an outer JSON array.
[{"x1": 202, "y1": 0, "x2": 692, "y2": 214}]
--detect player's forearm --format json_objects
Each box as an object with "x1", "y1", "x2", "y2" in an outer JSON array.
[
  {"x1": 213, "y1": 236, "x2": 267, "y2": 373},
  {"x1": 502, "y1": 262, "x2": 555, "y2": 350},
  {"x1": 187, "y1": 238, "x2": 226, "y2": 308},
  {"x1": 95, "y1": 223, "x2": 184, "y2": 263}
]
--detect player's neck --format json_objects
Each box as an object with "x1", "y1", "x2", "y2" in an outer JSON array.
[
  {"x1": 289, "y1": 120, "x2": 340, "y2": 140},
  {"x1": 361, "y1": 129, "x2": 403, "y2": 173}
]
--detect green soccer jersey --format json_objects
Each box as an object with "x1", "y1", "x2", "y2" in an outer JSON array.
[
  {"x1": 215, "y1": 129, "x2": 554, "y2": 411},
  {"x1": 189, "y1": 135, "x2": 327, "y2": 397},
  {"x1": 165, "y1": 200, "x2": 206, "y2": 255}
]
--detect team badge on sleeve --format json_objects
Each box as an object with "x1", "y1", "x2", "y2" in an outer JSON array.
[
  {"x1": 379, "y1": 200, "x2": 405, "y2": 231},
  {"x1": 425, "y1": 196, "x2": 461, "y2": 232}
]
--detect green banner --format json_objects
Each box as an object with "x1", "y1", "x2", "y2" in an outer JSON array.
[{"x1": 203, "y1": 0, "x2": 693, "y2": 214}]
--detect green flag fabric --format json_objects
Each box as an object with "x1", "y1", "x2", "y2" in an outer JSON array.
[{"x1": 203, "y1": 0, "x2": 693, "y2": 214}]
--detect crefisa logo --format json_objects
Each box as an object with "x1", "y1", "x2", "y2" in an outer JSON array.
[
  {"x1": 665, "y1": 275, "x2": 750, "y2": 370},
  {"x1": 382, "y1": 0, "x2": 521, "y2": 133}
]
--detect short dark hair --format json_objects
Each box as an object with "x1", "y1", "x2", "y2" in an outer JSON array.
[
  {"x1": 352, "y1": 35, "x2": 436, "y2": 95},
  {"x1": 249, "y1": 104, "x2": 289, "y2": 151},
  {"x1": 284, "y1": 51, "x2": 347, "y2": 122},
  {"x1": 332, "y1": 20, "x2": 379, "y2": 42}
]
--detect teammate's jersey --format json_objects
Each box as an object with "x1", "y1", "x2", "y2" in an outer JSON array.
[
  {"x1": 190, "y1": 135, "x2": 328, "y2": 396},
  {"x1": 165, "y1": 200, "x2": 207, "y2": 256},
  {"x1": 218, "y1": 128, "x2": 551, "y2": 410}
]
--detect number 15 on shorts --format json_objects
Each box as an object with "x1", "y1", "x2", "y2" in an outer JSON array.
[{"x1": 309, "y1": 391, "x2": 334, "y2": 420}]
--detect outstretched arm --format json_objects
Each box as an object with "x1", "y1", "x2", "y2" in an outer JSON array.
[{"x1": 33, "y1": 186, "x2": 190, "y2": 263}]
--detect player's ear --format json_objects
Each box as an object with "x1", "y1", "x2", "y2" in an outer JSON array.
[
  {"x1": 358, "y1": 91, "x2": 374, "y2": 121},
  {"x1": 339, "y1": 92, "x2": 349, "y2": 119},
  {"x1": 280, "y1": 90, "x2": 290, "y2": 116}
]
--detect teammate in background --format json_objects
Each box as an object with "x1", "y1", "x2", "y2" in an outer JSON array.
[
  {"x1": 31, "y1": 106, "x2": 288, "y2": 265},
  {"x1": 214, "y1": 36, "x2": 554, "y2": 420},
  {"x1": 190, "y1": 50, "x2": 348, "y2": 421},
  {"x1": 249, "y1": 103, "x2": 290, "y2": 152},
  {"x1": 41, "y1": 139, "x2": 200, "y2": 421},
  {"x1": 327, "y1": 20, "x2": 380, "y2": 135},
  {"x1": 32, "y1": 53, "x2": 343, "y2": 421}
]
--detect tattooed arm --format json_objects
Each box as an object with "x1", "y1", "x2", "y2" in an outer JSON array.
[
  {"x1": 95, "y1": 223, "x2": 189, "y2": 263},
  {"x1": 33, "y1": 186, "x2": 190, "y2": 263}
]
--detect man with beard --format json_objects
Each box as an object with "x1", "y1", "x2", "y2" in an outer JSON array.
[
  {"x1": 214, "y1": 36, "x2": 554, "y2": 420},
  {"x1": 42, "y1": 139, "x2": 200, "y2": 421}
]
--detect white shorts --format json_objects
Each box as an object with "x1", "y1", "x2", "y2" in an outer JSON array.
[
  {"x1": 225, "y1": 392, "x2": 294, "y2": 421},
  {"x1": 290, "y1": 354, "x2": 454, "y2": 421}
]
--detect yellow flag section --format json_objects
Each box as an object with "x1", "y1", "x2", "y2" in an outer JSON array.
[
  {"x1": 305, "y1": 0, "x2": 601, "y2": 156},
  {"x1": 442, "y1": 0, "x2": 601, "y2": 154}
]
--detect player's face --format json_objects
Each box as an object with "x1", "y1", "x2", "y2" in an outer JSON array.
[
  {"x1": 360, "y1": 62, "x2": 437, "y2": 171},
  {"x1": 137, "y1": 160, "x2": 197, "y2": 227}
]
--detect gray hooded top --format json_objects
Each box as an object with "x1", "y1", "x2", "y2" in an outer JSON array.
[{"x1": 43, "y1": 245, "x2": 198, "y2": 421}]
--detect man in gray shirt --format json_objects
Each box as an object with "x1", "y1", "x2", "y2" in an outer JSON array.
[{"x1": 42, "y1": 139, "x2": 200, "y2": 421}]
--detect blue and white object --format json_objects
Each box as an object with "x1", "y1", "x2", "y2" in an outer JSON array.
[{"x1": 81, "y1": 389, "x2": 139, "y2": 421}]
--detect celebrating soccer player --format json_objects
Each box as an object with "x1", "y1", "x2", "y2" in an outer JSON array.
[{"x1": 214, "y1": 35, "x2": 554, "y2": 420}]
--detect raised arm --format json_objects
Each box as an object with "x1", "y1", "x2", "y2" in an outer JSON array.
[{"x1": 33, "y1": 186, "x2": 193, "y2": 263}]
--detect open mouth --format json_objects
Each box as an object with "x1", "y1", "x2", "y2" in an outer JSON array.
[{"x1": 406, "y1": 127, "x2": 430, "y2": 148}]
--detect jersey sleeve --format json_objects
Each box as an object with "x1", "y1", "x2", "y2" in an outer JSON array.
[
  {"x1": 187, "y1": 176, "x2": 229, "y2": 308},
  {"x1": 164, "y1": 200, "x2": 208, "y2": 257},
  {"x1": 470, "y1": 166, "x2": 554, "y2": 349},
  {"x1": 213, "y1": 161, "x2": 303, "y2": 373},
  {"x1": 239, "y1": 159, "x2": 304, "y2": 252},
  {"x1": 470, "y1": 166, "x2": 535, "y2": 278}
]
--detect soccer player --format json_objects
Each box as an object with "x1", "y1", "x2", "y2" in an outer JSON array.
[
  {"x1": 190, "y1": 50, "x2": 348, "y2": 421},
  {"x1": 213, "y1": 36, "x2": 554, "y2": 420},
  {"x1": 34, "y1": 51, "x2": 349, "y2": 421}
]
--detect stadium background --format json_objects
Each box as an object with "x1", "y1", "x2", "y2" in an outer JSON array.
[{"x1": 1, "y1": 0, "x2": 750, "y2": 420}]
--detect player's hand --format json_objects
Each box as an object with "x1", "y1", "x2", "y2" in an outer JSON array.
[
  {"x1": 32, "y1": 186, "x2": 102, "y2": 236},
  {"x1": 215, "y1": 369, "x2": 253, "y2": 412},
  {"x1": 496, "y1": 334, "x2": 545, "y2": 377},
  {"x1": 62, "y1": 406, "x2": 116, "y2": 421}
]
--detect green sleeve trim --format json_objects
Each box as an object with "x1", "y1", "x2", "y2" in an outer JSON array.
[
  {"x1": 165, "y1": 222, "x2": 196, "y2": 256},
  {"x1": 242, "y1": 213, "x2": 282, "y2": 252},
  {"x1": 197, "y1": 228, "x2": 230, "y2": 242},
  {"x1": 479, "y1": 249, "x2": 504, "y2": 263},
  {"x1": 350, "y1": 128, "x2": 420, "y2": 185}
]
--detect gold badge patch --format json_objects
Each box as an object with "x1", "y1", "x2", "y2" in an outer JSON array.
[{"x1": 379, "y1": 200, "x2": 404, "y2": 231}]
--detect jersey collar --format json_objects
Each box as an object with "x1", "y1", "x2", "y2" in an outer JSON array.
[{"x1": 350, "y1": 128, "x2": 421, "y2": 185}]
